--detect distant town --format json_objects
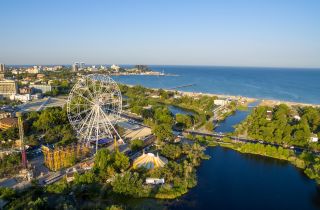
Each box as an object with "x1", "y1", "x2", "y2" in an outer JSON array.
[{"x1": 0, "y1": 63, "x2": 166, "y2": 103}]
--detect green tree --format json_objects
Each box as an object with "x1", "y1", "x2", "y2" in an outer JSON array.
[
  {"x1": 130, "y1": 139, "x2": 144, "y2": 151},
  {"x1": 94, "y1": 149, "x2": 129, "y2": 178},
  {"x1": 111, "y1": 172, "x2": 144, "y2": 197},
  {"x1": 176, "y1": 114, "x2": 192, "y2": 128},
  {"x1": 161, "y1": 144, "x2": 182, "y2": 160},
  {"x1": 153, "y1": 124, "x2": 174, "y2": 141},
  {"x1": 0, "y1": 187, "x2": 16, "y2": 200}
]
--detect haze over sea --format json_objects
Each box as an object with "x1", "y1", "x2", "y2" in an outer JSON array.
[{"x1": 113, "y1": 66, "x2": 320, "y2": 104}]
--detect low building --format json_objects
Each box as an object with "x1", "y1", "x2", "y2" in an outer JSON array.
[
  {"x1": 10, "y1": 94, "x2": 31, "y2": 102},
  {"x1": 0, "y1": 117, "x2": 18, "y2": 130},
  {"x1": 310, "y1": 134, "x2": 319, "y2": 143},
  {"x1": 19, "y1": 86, "x2": 32, "y2": 94},
  {"x1": 36, "y1": 73, "x2": 45, "y2": 79},
  {"x1": 110, "y1": 64, "x2": 121, "y2": 72},
  {"x1": 30, "y1": 84, "x2": 52, "y2": 93},
  {"x1": 146, "y1": 178, "x2": 165, "y2": 185},
  {"x1": 293, "y1": 115, "x2": 301, "y2": 121},
  {"x1": 214, "y1": 99, "x2": 229, "y2": 106},
  {"x1": 133, "y1": 151, "x2": 167, "y2": 170},
  {"x1": 31, "y1": 93, "x2": 42, "y2": 100}
]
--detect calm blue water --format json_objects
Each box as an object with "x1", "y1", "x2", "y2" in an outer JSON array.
[
  {"x1": 214, "y1": 110, "x2": 249, "y2": 133},
  {"x1": 113, "y1": 66, "x2": 320, "y2": 104},
  {"x1": 169, "y1": 147, "x2": 320, "y2": 210},
  {"x1": 215, "y1": 100, "x2": 261, "y2": 133}
]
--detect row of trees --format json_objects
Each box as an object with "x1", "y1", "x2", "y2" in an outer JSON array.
[{"x1": 230, "y1": 142, "x2": 320, "y2": 184}]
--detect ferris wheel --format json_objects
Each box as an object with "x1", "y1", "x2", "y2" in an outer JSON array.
[{"x1": 67, "y1": 74, "x2": 122, "y2": 151}]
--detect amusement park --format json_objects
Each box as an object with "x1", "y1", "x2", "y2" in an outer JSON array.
[{"x1": 0, "y1": 74, "x2": 163, "y2": 191}]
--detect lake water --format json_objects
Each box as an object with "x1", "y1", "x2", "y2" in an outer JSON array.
[
  {"x1": 113, "y1": 65, "x2": 320, "y2": 104},
  {"x1": 168, "y1": 105, "x2": 195, "y2": 116},
  {"x1": 168, "y1": 146, "x2": 320, "y2": 210},
  {"x1": 214, "y1": 100, "x2": 261, "y2": 133},
  {"x1": 214, "y1": 109, "x2": 250, "y2": 133}
]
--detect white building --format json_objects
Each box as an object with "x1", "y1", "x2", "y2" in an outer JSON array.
[
  {"x1": 11, "y1": 69, "x2": 19, "y2": 75},
  {"x1": 146, "y1": 178, "x2": 165, "y2": 185},
  {"x1": 110, "y1": 64, "x2": 121, "y2": 72},
  {"x1": 293, "y1": 115, "x2": 301, "y2": 121},
  {"x1": 310, "y1": 134, "x2": 319, "y2": 143},
  {"x1": 26, "y1": 66, "x2": 41, "y2": 74},
  {"x1": 214, "y1": 99, "x2": 229, "y2": 106},
  {"x1": 10, "y1": 94, "x2": 31, "y2": 102}
]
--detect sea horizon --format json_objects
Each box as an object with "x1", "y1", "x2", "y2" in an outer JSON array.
[{"x1": 5, "y1": 64, "x2": 320, "y2": 70}]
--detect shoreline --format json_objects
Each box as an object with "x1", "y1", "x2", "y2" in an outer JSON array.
[
  {"x1": 120, "y1": 83, "x2": 320, "y2": 107},
  {"x1": 125, "y1": 84, "x2": 320, "y2": 107},
  {"x1": 176, "y1": 90, "x2": 320, "y2": 107}
]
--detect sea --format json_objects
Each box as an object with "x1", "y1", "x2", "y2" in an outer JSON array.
[{"x1": 113, "y1": 65, "x2": 320, "y2": 104}]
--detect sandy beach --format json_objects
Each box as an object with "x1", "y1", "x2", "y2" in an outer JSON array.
[
  {"x1": 124, "y1": 84, "x2": 320, "y2": 107},
  {"x1": 169, "y1": 89, "x2": 320, "y2": 107}
]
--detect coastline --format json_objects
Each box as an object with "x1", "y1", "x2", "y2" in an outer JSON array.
[
  {"x1": 174, "y1": 90, "x2": 320, "y2": 107},
  {"x1": 155, "y1": 86, "x2": 320, "y2": 107},
  {"x1": 120, "y1": 83, "x2": 320, "y2": 107}
]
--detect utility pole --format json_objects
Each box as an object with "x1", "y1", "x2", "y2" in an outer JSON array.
[{"x1": 16, "y1": 112, "x2": 27, "y2": 169}]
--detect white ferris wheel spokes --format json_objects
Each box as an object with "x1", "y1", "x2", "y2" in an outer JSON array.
[{"x1": 66, "y1": 74, "x2": 122, "y2": 152}]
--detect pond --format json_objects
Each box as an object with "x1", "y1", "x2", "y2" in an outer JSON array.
[
  {"x1": 168, "y1": 146, "x2": 320, "y2": 210},
  {"x1": 168, "y1": 105, "x2": 195, "y2": 116}
]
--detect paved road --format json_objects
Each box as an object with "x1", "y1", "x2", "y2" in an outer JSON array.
[{"x1": 17, "y1": 96, "x2": 67, "y2": 113}]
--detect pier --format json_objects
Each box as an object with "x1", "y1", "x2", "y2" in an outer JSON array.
[{"x1": 169, "y1": 83, "x2": 196, "y2": 90}]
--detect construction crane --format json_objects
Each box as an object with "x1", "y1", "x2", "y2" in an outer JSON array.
[{"x1": 16, "y1": 112, "x2": 27, "y2": 169}]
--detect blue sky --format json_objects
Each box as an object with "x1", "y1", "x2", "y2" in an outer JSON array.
[{"x1": 0, "y1": 0, "x2": 319, "y2": 67}]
